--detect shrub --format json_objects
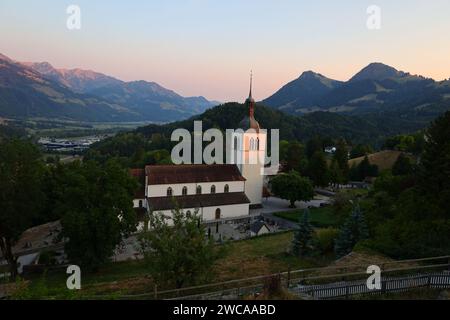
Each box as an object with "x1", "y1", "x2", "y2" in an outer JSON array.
[{"x1": 316, "y1": 228, "x2": 339, "y2": 254}]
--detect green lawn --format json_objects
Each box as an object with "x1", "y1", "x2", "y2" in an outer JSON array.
[{"x1": 274, "y1": 206, "x2": 338, "y2": 228}]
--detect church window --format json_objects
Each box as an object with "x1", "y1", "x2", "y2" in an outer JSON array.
[
  {"x1": 182, "y1": 186, "x2": 188, "y2": 196},
  {"x1": 138, "y1": 200, "x2": 143, "y2": 208},
  {"x1": 250, "y1": 138, "x2": 255, "y2": 150},
  {"x1": 196, "y1": 185, "x2": 202, "y2": 195},
  {"x1": 167, "y1": 187, "x2": 173, "y2": 196},
  {"x1": 256, "y1": 138, "x2": 260, "y2": 150},
  {"x1": 224, "y1": 184, "x2": 230, "y2": 193},
  {"x1": 215, "y1": 208, "x2": 221, "y2": 220},
  {"x1": 211, "y1": 185, "x2": 216, "y2": 194},
  {"x1": 186, "y1": 210, "x2": 192, "y2": 218}
]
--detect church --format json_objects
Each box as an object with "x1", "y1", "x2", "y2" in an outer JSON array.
[{"x1": 131, "y1": 75, "x2": 266, "y2": 224}]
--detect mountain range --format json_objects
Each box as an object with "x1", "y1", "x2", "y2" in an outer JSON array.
[
  {"x1": 262, "y1": 63, "x2": 450, "y2": 118},
  {"x1": 0, "y1": 53, "x2": 218, "y2": 122},
  {"x1": 1, "y1": 52, "x2": 449, "y2": 124}
]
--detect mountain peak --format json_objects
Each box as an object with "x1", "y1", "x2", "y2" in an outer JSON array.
[
  {"x1": 0, "y1": 53, "x2": 13, "y2": 63},
  {"x1": 350, "y1": 62, "x2": 406, "y2": 82}
]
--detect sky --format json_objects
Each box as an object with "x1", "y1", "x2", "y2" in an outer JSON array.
[{"x1": 1, "y1": 0, "x2": 450, "y2": 101}]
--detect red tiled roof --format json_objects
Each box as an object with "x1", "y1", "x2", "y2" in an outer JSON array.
[
  {"x1": 148, "y1": 192, "x2": 250, "y2": 211},
  {"x1": 145, "y1": 164, "x2": 246, "y2": 185},
  {"x1": 130, "y1": 169, "x2": 145, "y2": 198},
  {"x1": 130, "y1": 168, "x2": 145, "y2": 180}
]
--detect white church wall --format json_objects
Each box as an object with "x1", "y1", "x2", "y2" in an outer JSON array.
[
  {"x1": 143, "y1": 203, "x2": 250, "y2": 227},
  {"x1": 133, "y1": 199, "x2": 146, "y2": 208},
  {"x1": 147, "y1": 181, "x2": 244, "y2": 198}
]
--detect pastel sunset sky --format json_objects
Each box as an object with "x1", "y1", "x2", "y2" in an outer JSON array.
[{"x1": 1, "y1": 0, "x2": 450, "y2": 101}]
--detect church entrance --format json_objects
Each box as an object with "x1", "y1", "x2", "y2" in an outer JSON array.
[{"x1": 215, "y1": 208, "x2": 221, "y2": 220}]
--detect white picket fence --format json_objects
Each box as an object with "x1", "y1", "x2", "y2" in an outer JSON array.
[{"x1": 291, "y1": 271, "x2": 450, "y2": 299}]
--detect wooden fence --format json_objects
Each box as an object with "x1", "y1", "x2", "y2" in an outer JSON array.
[{"x1": 291, "y1": 271, "x2": 450, "y2": 299}]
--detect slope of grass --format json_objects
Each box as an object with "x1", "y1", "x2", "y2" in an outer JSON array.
[{"x1": 13, "y1": 232, "x2": 333, "y2": 299}]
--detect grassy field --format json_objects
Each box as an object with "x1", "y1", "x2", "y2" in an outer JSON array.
[
  {"x1": 348, "y1": 150, "x2": 407, "y2": 171},
  {"x1": 15, "y1": 231, "x2": 333, "y2": 299},
  {"x1": 274, "y1": 207, "x2": 338, "y2": 228}
]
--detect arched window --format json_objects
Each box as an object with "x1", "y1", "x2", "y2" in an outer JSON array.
[
  {"x1": 250, "y1": 138, "x2": 255, "y2": 150},
  {"x1": 215, "y1": 208, "x2": 221, "y2": 220},
  {"x1": 196, "y1": 185, "x2": 202, "y2": 195},
  {"x1": 256, "y1": 138, "x2": 260, "y2": 150},
  {"x1": 234, "y1": 136, "x2": 239, "y2": 150},
  {"x1": 182, "y1": 186, "x2": 188, "y2": 196},
  {"x1": 211, "y1": 185, "x2": 216, "y2": 194},
  {"x1": 224, "y1": 184, "x2": 230, "y2": 193},
  {"x1": 167, "y1": 187, "x2": 173, "y2": 196},
  {"x1": 138, "y1": 200, "x2": 143, "y2": 208},
  {"x1": 186, "y1": 210, "x2": 192, "y2": 218}
]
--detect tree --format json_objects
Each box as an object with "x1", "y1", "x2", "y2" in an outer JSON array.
[
  {"x1": 270, "y1": 171, "x2": 314, "y2": 208},
  {"x1": 285, "y1": 141, "x2": 304, "y2": 172},
  {"x1": 334, "y1": 204, "x2": 369, "y2": 258},
  {"x1": 306, "y1": 136, "x2": 323, "y2": 160},
  {"x1": 392, "y1": 153, "x2": 413, "y2": 176},
  {"x1": 333, "y1": 139, "x2": 349, "y2": 183},
  {"x1": 308, "y1": 151, "x2": 330, "y2": 187},
  {"x1": 139, "y1": 208, "x2": 220, "y2": 289},
  {"x1": 351, "y1": 156, "x2": 378, "y2": 181},
  {"x1": 418, "y1": 111, "x2": 450, "y2": 217},
  {"x1": 292, "y1": 209, "x2": 314, "y2": 257},
  {"x1": 58, "y1": 160, "x2": 138, "y2": 271},
  {"x1": 0, "y1": 140, "x2": 45, "y2": 280},
  {"x1": 350, "y1": 144, "x2": 374, "y2": 159},
  {"x1": 329, "y1": 159, "x2": 343, "y2": 187}
]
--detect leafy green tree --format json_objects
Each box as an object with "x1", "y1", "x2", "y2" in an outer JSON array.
[
  {"x1": 58, "y1": 160, "x2": 138, "y2": 271},
  {"x1": 350, "y1": 144, "x2": 374, "y2": 159},
  {"x1": 0, "y1": 140, "x2": 45, "y2": 280},
  {"x1": 306, "y1": 136, "x2": 323, "y2": 160},
  {"x1": 418, "y1": 111, "x2": 450, "y2": 217},
  {"x1": 329, "y1": 159, "x2": 343, "y2": 187},
  {"x1": 351, "y1": 156, "x2": 378, "y2": 181},
  {"x1": 285, "y1": 141, "x2": 304, "y2": 172},
  {"x1": 279, "y1": 140, "x2": 290, "y2": 163},
  {"x1": 292, "y1": 209, "x2": 314, "y2": 257},
  {"x1": 139, "y1": 208, "x2": 220, "y2": 289},
  {"x1": 333, "y1": 139, "x2": 349, "y2": 183},
  {"x1": 308, "y1": 151, "x2": 330, "y2": 187},
  {"x1": 270, "y1": 171, "x2": 314, "y2": 208},
  {"x1": 392, "y1": 153, "x2": 413, "y2": 176},
  {"x1": 334, "y1": 204, "x2": 369, "y2": 258}
]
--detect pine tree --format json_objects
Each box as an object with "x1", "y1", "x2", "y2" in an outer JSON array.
[
  {"x1": 334, "y1": 204, "x2": 369, "y2": 258},
  {"x1": 292, "y1": 209, "x2": 315, "y2": 257}
]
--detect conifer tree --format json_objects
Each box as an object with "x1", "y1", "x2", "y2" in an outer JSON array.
[
  {"x1": 334, "y1": 204, "x2": 369, "y2": 258},
  {"x1": 292, "y1": 209, "x2": 315, "y2": 257}
]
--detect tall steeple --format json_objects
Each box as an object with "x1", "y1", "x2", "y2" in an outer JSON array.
[
  {"x1": 246, "y1": 70, "x2": 256, "y2": 118},
  {"x1": 239, "y1": 71, "x2": 260, "y2": 132}
]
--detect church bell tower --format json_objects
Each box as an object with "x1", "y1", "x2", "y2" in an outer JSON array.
[{"x1": 235, "y1": 72, "x2": 265, "y2": 208}]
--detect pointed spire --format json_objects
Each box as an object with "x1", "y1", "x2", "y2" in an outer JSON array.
[{"x1": 249, "y1": 70, "x2": 253, "y2": 98}]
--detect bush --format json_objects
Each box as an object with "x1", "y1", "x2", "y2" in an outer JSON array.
[
  {"x1": 315, "y1": 228, "x2": 339, "y2": 254},
  {"x1": 38, "y1": 250, "x2": 58, "y2": 266}
]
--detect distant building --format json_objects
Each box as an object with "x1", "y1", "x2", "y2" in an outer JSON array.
[
  {"x1": 325, "y1": 146, "x2": 336, "y2": 154},
  {"x1": 249, "y1": 221, "x2": 271, "y2": 237}
]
